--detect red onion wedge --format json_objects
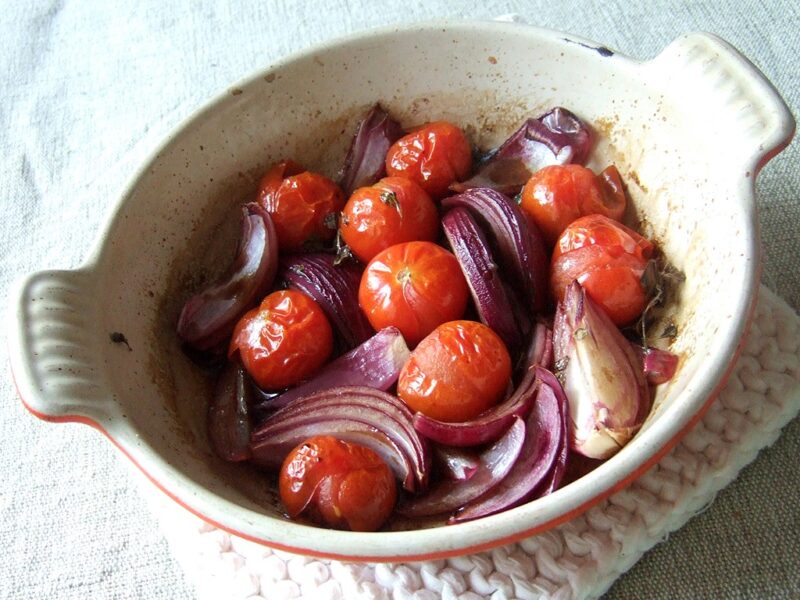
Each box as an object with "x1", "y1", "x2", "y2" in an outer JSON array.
[
  {"x1": 208, "y1": 361, "x2": 253, "y2": 462},
  {"x1": 452, "y1": 107, "x2": 594, "y2": 196},
  {"x1": 250, "y1": 386, "x2": 430, "y2": 492},
  {"x1": 534, "y1": 367, "x2": 570, "y2": 494},
  {"x1": 442, "y1": 187, "x2": 549, "y2": 312},
  {"x1": 639, "y1": 345, "x2": 679, "y2": 385},
  {"x1": 450, "y1": 374, "x2": 563, "y2": 523},
  {"x1": 339, "y1": 104, "x2": 404, "y2": 197},
  {"x1": 253, "y1": 327, "x2": 410, "y2": 414},
  {"x1": 177, "y1": 203, "x2": 278, "y2": 351},
  {"x1": 434, "y1": 446, "x2": 481, "y2": 481},
  {"x1": 281, "y1": 253, "x2": 373, "y2": 350},
  {"x1": 399, "y1": 418, "x2": 525, "y2": 518},
  {"x1": 442, "y1": 207, "x2": 521, "y2": 353},
  {"x1": 413, "y1": 322, "x2": 551, "y2": 447},
  {"x1": 554, "y1": 281, "x2": 650, "y2": 459}
]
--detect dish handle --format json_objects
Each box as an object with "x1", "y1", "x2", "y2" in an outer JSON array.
[
  {"x1": 8, "y1": 268, "x2": 116, "y2": 425},
  {"x1": 651, "y1": 32, "x2": 795, "y2": 173}
]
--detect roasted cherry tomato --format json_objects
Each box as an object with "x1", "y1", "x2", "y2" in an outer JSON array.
[
  {"x1": 551, "y1": 213, "x2": 653, "y2": 262},
  {"x1": 359, "y1": 241, "x2": 468, "y2": 346},
  {"x1": 385, "y1": 122, "x2": 472, "y2": 199},
  {"x1": 520, "y1": 164, "x2": 626, "y2": 245},
  {"x1": 257, "y1": 160, "x2": 345, "y2": 251},
  {"x1": 397, "y1": 320, "x2": 512, "y2": 422},
  {"x1": 339, "y1": 176, "x2": 439, "y2": 263},
  {"x1": 229, "y1": 290, "x2": 333, "y2": 390},
  {"x1": 279, "y1": 435, "x2": 397, "y2": 531},
  {"x1": 550, "y1": 215, "x2": 653, "y2": 326}
]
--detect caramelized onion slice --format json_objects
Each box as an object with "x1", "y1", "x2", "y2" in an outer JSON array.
[
  {"x1": 452, "y1": 107, "x2": 593, "y2": 196},
  {"x1": 399, "y1": 418, "x2": 525, "y2": 518},
  {"x1": 412, "y1": 322, "x2": 551, "y2": 447},
  {"x1": 339, "y1": 104, "x2": 404, "y2": 197},
  {"x1": 450, "y1": 372, "x2": 563, "y2": 523},
  {"x1": 254, "y1": 327, "x2": 409, "y2": 414},
  {"x1": 640, "y1": 345, "x2": 679, "y2": 385},
  {"x1": 554, "y1": 281, "x2": 650, "y2": 459},
  {"x1": 177, "y1": 204, "x2": 278, "y2": 351},
  {"x1": 442, "y1": 207, "x2": 521, "y2": 353},
  {"x1": 281, "y1": 253, "x2": 373, "y2": 350},
  {"x1": 208, "y1": 361, "x2": 253, "y2": 462},
  {"x1": 443, "y1": 187, "x2": 549, "y2": 311},
  {"x1": 251, "y1": 386, "x2": 430, "y2": 492}
]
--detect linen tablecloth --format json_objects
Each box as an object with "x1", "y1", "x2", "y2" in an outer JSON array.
[{"x1": 1, "y1": 1, "x2": 797, "y2": 598}]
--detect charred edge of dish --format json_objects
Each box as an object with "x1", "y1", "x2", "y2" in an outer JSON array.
[{"x1": 561, "y1": 38, "x2": 614, "y2": 57}]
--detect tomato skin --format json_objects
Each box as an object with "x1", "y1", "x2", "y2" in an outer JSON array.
[
  {"x1": 550, "y1": 215, "x2": 652, "y2": 326},
  {"x1": 385, "y1": 122, "x2": 472, "y2": 199},
  {"x1": 359, "y1": 241, "x2": 469, "y2": 346},
  {"x1": 279, "y1": 436, "x2": 397, "y2": 531},
  {"x1": 340, "y1": 177, "x2": 439, "y2": 263},
  {"x1": 520, "y1": 164, "x2": 627, "y2": 245},
  {"x1": 229, "y1": 290, "x2": 333, "y2": 390},
  {"x1": 552, "y1": 213, "x2": 653, "y2": 262},
  {"x1": 397, "y1": 320, "x2": 512, "y2": 423},
  {"x1": 257, "y1": 160, "x2": 345, "y2": 251}
]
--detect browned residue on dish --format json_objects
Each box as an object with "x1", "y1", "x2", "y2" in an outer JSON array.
[{"x1": 627, "y1": 169, "x2": 649, "y2": 194}]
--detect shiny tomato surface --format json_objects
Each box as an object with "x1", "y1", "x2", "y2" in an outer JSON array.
[
  {"x1": 397, "y1": 320, "x2": 512, "y2": 422},
  {"x1": 551, "y1": 213, "x2": 653, "y2": 262},
  {"x1": 358, "y1": 241, "x2": 469, "y2": 346},
  {"x1": 257, "y1": 160, "x2": 345, "y2": 251},
  {"x1": 339, "y1": 176, "x2": 439, "y2": 263},
  {"x1": 279, "y1": 436, "x2": 397, "y2": 531},
  {"x1": 229, "y1": 290, "x2": 333, "y2": 390},
  {"x1": 385, "y1": 121, "x2": 472, "y2": 199},
  {"x1": 520, "y1": 164, "x2": 626, "y2": 245},
  {"x1": 551, "y1": 215, "x2": 652, "y2": 326}
]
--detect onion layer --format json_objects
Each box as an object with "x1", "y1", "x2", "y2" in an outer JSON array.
[
  {"x1": 452, "y1": 107, "x2": 593, "y2": 196},
  {"x1": 250, "y1": 386, "x2": 430, "y2": 492},
  {"x1": 281, "y1": 253, "x2": 373, "y2": 350},
  {"x1": 640, "y1": 345, "x2": 679, "y2": 384},
  {"x1": 208, "y1": 361, "x2": 253, "y2": 462},
  {"x1": 533, "y1": 366, "x2": 570, "y2": 494},
  {"x1": 177, "y1": 204, "x2": 278, "y2": 351},
  {"x1": 253, "y1": 327, "x2": 410, "y2": 414},
  {"x1": 412, "y1": 322, "x2": 551, "y2": 447},
  {"x1": 339, "y1": 104, "x2": 404, "y2": 197},
  {"x1": 554, "y1": 281, "x2": 650, "y2": 459},
  {"x1": 433, "y1": 446, "x2": 481, "y2": 481},
  {"x1": 443, "y1": 187, "x2": 549, "y2": 312},
  {"x1": 450, "y1": 372, "x2": 564, "y2": 523},
  {"x1": 399, "y1": 418, "x2": 525, "y2": 517},
  {"x1": 442, "y1": 207, "x2": 521, "y2": 353}
]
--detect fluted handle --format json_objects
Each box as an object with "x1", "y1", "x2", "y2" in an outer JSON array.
[
  {"x1": 9, "y1": 268, "x2": 117, "y2": 423},
  {"x1": 649, "y1": 32, "x2": 795, "y2": 173}
]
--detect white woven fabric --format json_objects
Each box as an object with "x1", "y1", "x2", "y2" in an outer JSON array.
[{"x1": 147, "y1": 285, "x2": 800, "y2": 600}]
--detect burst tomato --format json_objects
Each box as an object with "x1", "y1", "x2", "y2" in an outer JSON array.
[
  {"x1": 385, "y1": 121, "x2": 472, "y2": 199},
  {"x1": 520, "y1": 164, "x2": 626, "y2": 245},
  {"x1": 229, "y1": 290, "x2": 333, "y2": 390},
  {"x1": 358, "y1": 241, "x2": 468, "y2": 346},
  {"x1": 339, "y1": 177, "x2": 439, "y2": 263},
  {"x1": 279, "y1": 436, "x2": 397, "y2": 532},
  {"x1": 551, "y1": 213, "x2": 653, "y2": 262},
  {"x1": 397, "y1": 320, "x2": 512, "y2": 422},
  {"x1": 550, "y1": 215, "x2": 653, "y2": 326},
  {"x1": 257, "y1": 160, "x2": 345, "y2": 251}
]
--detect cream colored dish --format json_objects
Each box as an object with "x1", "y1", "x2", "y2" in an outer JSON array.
[{"x1": 9, "y1": 22, "x2": 794, "y2": 560}]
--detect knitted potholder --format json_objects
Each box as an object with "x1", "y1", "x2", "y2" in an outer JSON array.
[{"x1": 147, "y1": 285, "x2": 800, "y2": 600}]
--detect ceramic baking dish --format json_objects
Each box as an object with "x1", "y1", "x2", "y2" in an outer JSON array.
[{"x1": 9, "y1": 21, "x2": 794, "y2": 561}]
